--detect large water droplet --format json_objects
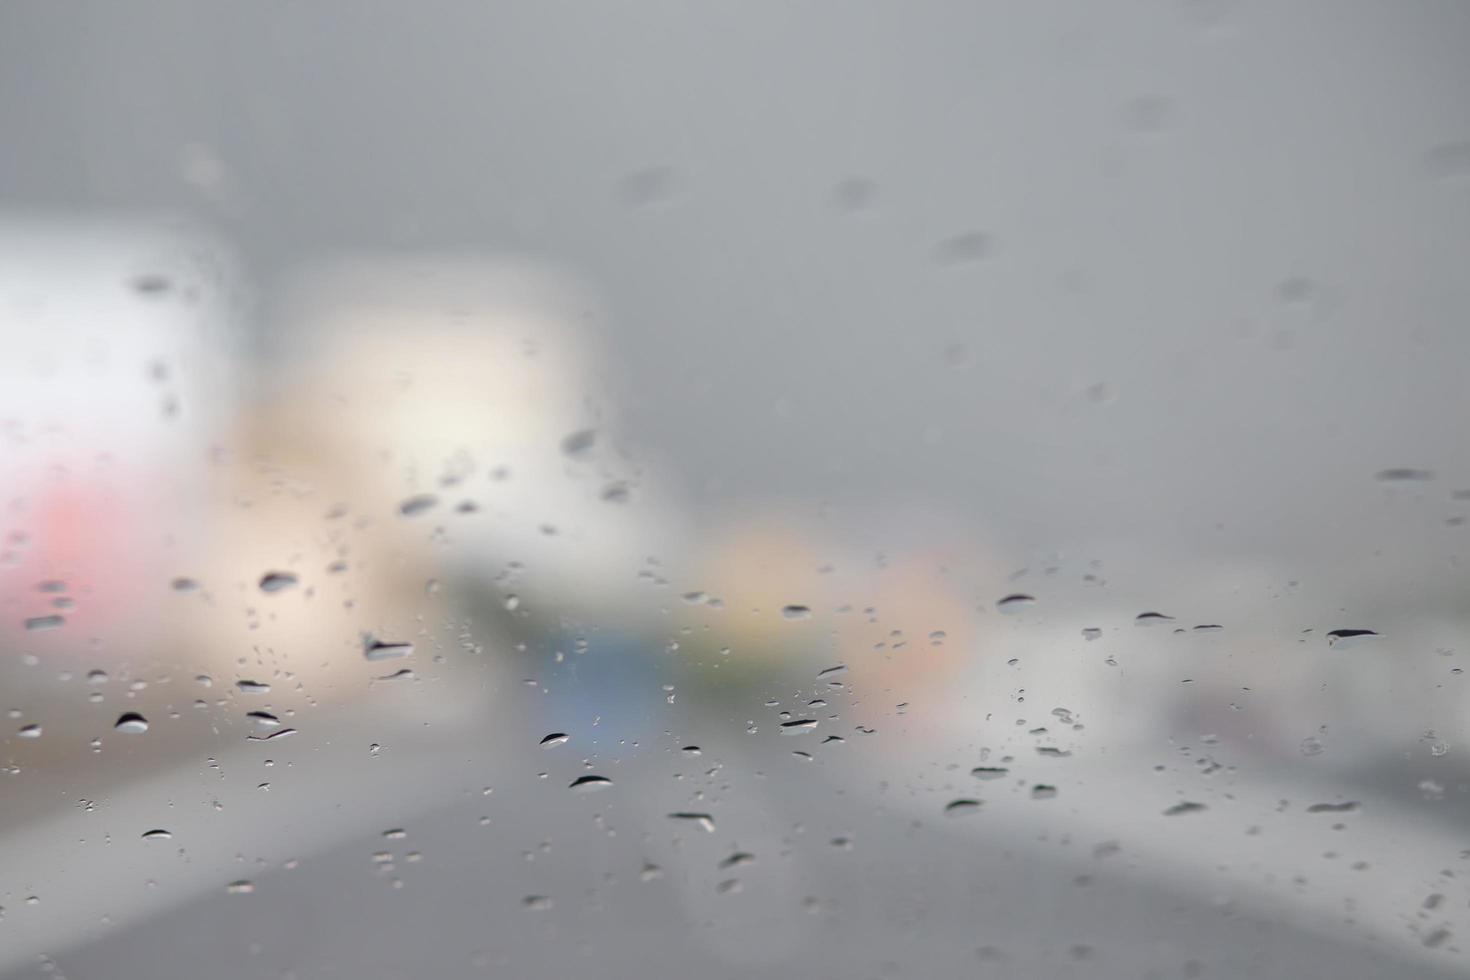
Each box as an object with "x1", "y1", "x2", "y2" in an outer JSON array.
[
  {"x1": 996, "y1": 594, "x2": 1036, "y2": 614},
  {"x1": 1326, "y1": 629, "x2": 1379, "y2": 649},
  {"x1": 247, "y1": 728, "x2": 298, "y2": 742},
  {"x1": 560, "y1": 429, "x2": 597, "y2": 459},
  {"x1": 141, "y1": 829, "x2": 173, "y2": 840},
  {"x1": 569, "y1": 775, "x2": 613, "y2": 793},
  {"x1": 779, "y1": 719, "x2": 818, "y2": 734},
  {"x1": 668, "y1": 812, "x2": 716, "y2": 832},
  {"x1": 362, "y1": 635, "x2": 414, "y2": 661},
  {"x1": 258, "y1": 572, "x2": 298, "y2": 594},
  {"x1": 398, "y1": 494, "x2": 439, "y2": 517},
  {"x1": 24, "y1": 615, "x2": 65, "y2": 631},
  {"x1": 236, "y1": 680, "x2": 271, "y2": 694},
  {"x1": 17, "y1": 724, "x2": 42, "y2": 739},
  {"x1": 1134, "y1": 611, "x2": 1175, "y2": 626},
  {"x1": 226, "y1": 880, "x2": 254, "y2": 895},
  {"x1": 114, "y1": 712, "x2": 149, "y2": 734},
  {"x1": 1305, "y1": 801, "x2": 1360, "y2": 814},
  {"x1": 782, "y1": 605, "x2": 813, "y2": 621},
  {"x1": 540, "y1": 733, "x2": 569, "y2": 747},
  {"x1": 944, "y1": 799, "x2": 982, "y2": 817}
]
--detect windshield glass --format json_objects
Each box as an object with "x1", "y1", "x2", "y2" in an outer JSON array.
[{"x1": 3, "y1": 3, "x2": 1470, "y2": 978}]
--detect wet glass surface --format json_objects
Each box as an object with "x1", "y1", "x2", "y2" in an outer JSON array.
[{"x1": 3, "y1": 3, "x2": 1470, "y2": 978}]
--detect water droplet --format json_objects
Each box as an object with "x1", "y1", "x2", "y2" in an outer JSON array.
[
  {"x1": 779, "y1": 719, "x2": 818, "y2": 734},
  {"x1": 141, "y1": 829, "x2": 172, "y2": 840},
  {"x1": 1031, "y1": 785, "x2": 1058, "y2": 800},
  {"x1": 171, "y1": 577, "x2": 200, "y2": 594},
  {"x1": 398, "y1": 494, "x2": 439, "y2": 517},
  {"x1": 1326, "y1": 629, "x2": 1379, "y2": 648},
  {"x1": 667, "y1": 812, "x2": 716, "y2": 832},
  {"x1": 680, "y1": 745, "x2": 701, "y2": 755},
  {"x1": 523, "y1": 895, "x2": 553, "y2": 910},
  {"x1": 539, "y1": 733, "x2": 569, "y2": 747},
  {"x1": 1134, "y1": 611, "x2": 1175, "y2": 626},
  {"x1": 569, "y1": 775, "x2": 612, "y2": 793},
  {"x1": 1036, "y1": 747, "x2": 1071, "y2": 758},
  {"x1": 781, "y1": 605, "x2": 812, "y2": 621},
  {"x1": 560, "y1": 428, "x2": 597, "y2": 459},
  {"x1": 132, "y1": 273, "x2": 172, "y2": 295},
  {"x1": 971, "y1": 766, "x2": 1009, "y2": 780},
  {"x1": 816, "y1": 664, "x2": 847, "y2": 678},
  {"x1": 504, "y1": 595, "x2": 521, "y2": 612},
  {"x1": 715, "y1": 879, "x2": 743, "y2": 895},
  {"x1": 934, "y1": 231, "x2": 992, "y2": 265},
  {"x1": 226, "y1": 880, "x2": 255, "y2": 895},
  {"x1": 1305, "y1": 801, "x2": 1360, "y2": 814},
  {"x1": 600, "y1": 481, "x2": 633, "y2": 504},
  {"x1": 362, "y1": 636, "x2": 414, "y2": 661},
  {"x1": 248, "y1": 728, "x2": 298, "y2": 742},
  {"x1": 114, "y1": 712, "x2": 149, "y2": 734},
  {"x1": 1375, "y1": 468, "x2": 1434, "y2": 483},
  {"x1": 236, "y1": 680, "x2": 271, "y2": 694},
  {"x1": 1276, "y1": 277, "x2": 1316, "y2": 305},
  {"x1": 1422, "y1": 927, "x2": 1452, "y2": 949},
  {"x1": 24, "y1": 615, "x2": 64, "y2": 631},
  {"x1": 17, "y1": 724, "x2": 41, "y2": 739},
  {"x1": 87, "y1": 669, "x2": 109, "y2": 684},
  {"x1": 1163, "y1": 801, "x2": 1207, "y2": 816},
  {"x1": 639, "y1": 863, "x2": 663, "y2": 882},
  {"x1": 1121, "y1": 95, "x2": 1174, "y2": 132},
  {"x1": 833, "y1": 176, "x2": 876, "y2": 212},
  {"x1": 1081, "y1": 628, "x2": 1102, "y2": 641},
  {"x1": 258, "y1": 571, "x2": 298, "y2": 594},
  {"x1": 719, "y1": 852, "x2": 755, "y2": 870},
  {"x1": 1192, "y1": 624, "x2": 1224, "y2": 633},
  {"x1": 617, "y1": 166, "x2": 675, "y2": 206},
  {"x1": 996, "y1": 594, "x2": 1036, "y2": 614},
  {"x1": 944, "y1": 799, "x2": 982, "y2": 817}
]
